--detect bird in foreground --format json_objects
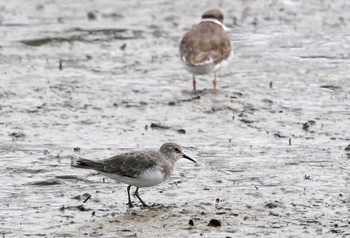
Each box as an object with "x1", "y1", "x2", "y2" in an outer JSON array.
[
  {"x1": 179, "y1": 9, "x2": 232, "y2": 90},
  {"x1": 71, "y1": 142, "x2": 196, "y2": 208}
]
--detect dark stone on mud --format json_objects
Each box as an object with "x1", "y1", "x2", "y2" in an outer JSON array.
[
  {"x1": 168, "y1": 101, "x2": 176, "y2": 106},
  {"x1": 77, "y1": 205, "x2": 86, "y2": 211},
  {"x1": 208, "y1": 219, "x2": 221, "y2": 227},
  {"x1": 344, "y1": 144, "x2": 350, "y2": 151},
  {"x1": 188, "y1": 219, "x2": 194, "y2": 226},
  {"x1": 177, "y1": 129, "x2": 186, "y2": 134},
  {"x1": 73, "y1": 147, "x2": 81, "y2": 152},
  {"x1": 87, "y1": 11, "x2": 97, "y2": 21},
  {"x1": 120, "y1": 43, "x2": 127, "y2": 50}
]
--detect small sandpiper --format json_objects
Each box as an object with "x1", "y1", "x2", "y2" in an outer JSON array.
[
  {"x1": 71, "y1": 142, "x2": 196, "y2": 208},
  {"x1": 179, "y1": 9, "x2": 232, "y2": 90}
]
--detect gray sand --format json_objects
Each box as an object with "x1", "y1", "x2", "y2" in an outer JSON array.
[{"x1": 0, "y1": 0, "x2": 349, "y2": 237}]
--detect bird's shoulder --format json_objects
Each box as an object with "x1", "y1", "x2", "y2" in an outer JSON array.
[
  {"x1": 101, "y1": 150, "x2": 161, "y2": 177},
  {"x1": 180, "y1": 22, "x2": 231, "y2": 64}
]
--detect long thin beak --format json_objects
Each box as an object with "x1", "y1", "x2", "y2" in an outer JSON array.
[{"x1": 182, "y1": 154, "x2": 196, "y2": 163}]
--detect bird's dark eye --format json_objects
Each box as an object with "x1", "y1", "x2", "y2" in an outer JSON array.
[{"x1": 174, "y1": 148, "x2": 180, "y2": 153}]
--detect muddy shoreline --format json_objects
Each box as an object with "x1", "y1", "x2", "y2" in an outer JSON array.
[{"x1": 1, "y1": 0, "x2": 349, "y2": 237}]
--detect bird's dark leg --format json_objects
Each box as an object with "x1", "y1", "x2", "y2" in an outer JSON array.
[
  {"x1": 127, "y1": 185, "x2": 134, "y2": 208},
  {"x1": 135, "y1": 187, "x2": 148, "y2": 207},
  {"x1": 212, "y1": 73, "x2": 217, "y2": 89},
  {"x1": 192, "y1": 74, "x2": 197, "y2": 91}
]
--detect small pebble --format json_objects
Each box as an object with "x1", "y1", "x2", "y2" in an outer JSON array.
[
  {"x1": 120, "y1": 43, "x2": 127, "y2": 50},
  {"x1": 177, "y1": 129, "x2": 186, "y2": 134},
  {"x1": 344, "y1": 144, "x2": 350, "y2": 151},
  {"x1": 87, "y1": 11, "x2": 97, "y2": 20}
]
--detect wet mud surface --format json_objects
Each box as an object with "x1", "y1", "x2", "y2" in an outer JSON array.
[{"x1": 1, "y1": 0, "x2": 349, "y2": 237}]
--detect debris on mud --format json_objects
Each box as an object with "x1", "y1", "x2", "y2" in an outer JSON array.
[
  {"x1": 87, "y1": 11, "x2": 97, "y2": 21},
  {"x1": 30, "y1": 179, "x2": 61, "y2": 186},
  {"x1": 344, "y1": 144, "x2": 350, "y2": 151},
  {"x1": 265, "y1": 202, "x2": 280, "y2": 209},
  {"x1": 150, "y1": 123, "x2": 186, "y2": 134},
  {"x1": 302, "y1": 120, "x2": 316, "y2": 131},
  {"x1": 9, "y1": 132, "x2": 25, "y2": 140},
  {"x1": 208, "y1": 219, "x2": 221, "y2": 227},
  {"x1": 150, "y1": 123, "x2": 170, "y2": 130}
]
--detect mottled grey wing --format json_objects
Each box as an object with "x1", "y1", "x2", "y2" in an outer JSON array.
[{"x1": 101, "y1": 151, "x2": 159, "y2": 178}]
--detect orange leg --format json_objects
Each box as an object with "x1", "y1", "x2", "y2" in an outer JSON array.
[
  {"x1": 212, "y1": 74, "x2": 217, "y2": 89},
  {"x1": 192, "y1": 75, "x2": 197, "y2": 91}
]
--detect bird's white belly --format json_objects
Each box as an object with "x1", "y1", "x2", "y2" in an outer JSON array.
[
  {"x1": 183, "y1": 60, "x2": 216, "y2": 75},
  {"x1": 182, "y1": 56, "x2": 231, "y2": 76},
  {"x1": 101, "y1": 168, "x2": 166, "y2": 188}
]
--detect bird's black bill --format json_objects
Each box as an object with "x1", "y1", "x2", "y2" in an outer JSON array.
[{"x1": 182, "y1": 154, "x2": 196, "y2": 163}]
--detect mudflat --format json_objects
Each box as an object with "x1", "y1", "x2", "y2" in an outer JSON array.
[{"x1": 0, "y1": 0, "x2": 349, "y2": 237}]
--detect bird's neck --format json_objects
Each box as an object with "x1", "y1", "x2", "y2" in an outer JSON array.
[{"x1": 200, "y1": 18, "x2": 228, "y2": 31}]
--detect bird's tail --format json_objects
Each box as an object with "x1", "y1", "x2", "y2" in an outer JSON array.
[{"x1": 71, "y1": 157, "x2": 104, "y2": 171}]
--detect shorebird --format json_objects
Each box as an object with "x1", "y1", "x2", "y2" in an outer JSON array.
[
  {"x1": 71, "y1": 143, "x2": 196, "y2": 208},
  {"x1": 179, "y1": 9, "x2": 232, "y2": 90}
]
